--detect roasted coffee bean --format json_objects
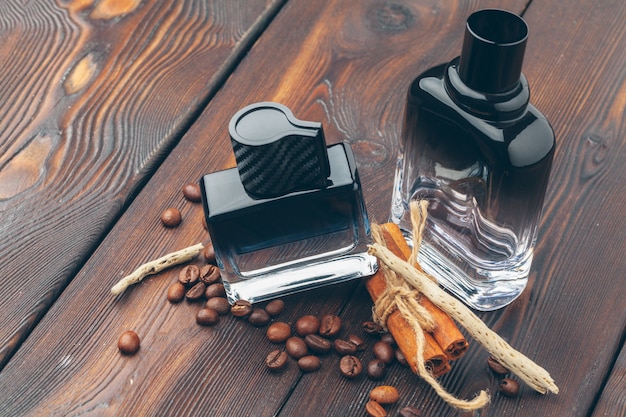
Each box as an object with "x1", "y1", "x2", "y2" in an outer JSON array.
[
  {"x1": 363, "y1": 321, "x2": 384, "y2": 334},
  {"x1": 196, "y1": 308, "x2": 220, "y2": 326},
  {"x1": 248, "y1": 308, "x2": 271, "y2": 326},
  {"x1": 339, "y1": 355, "x2": 362, "y2": 379},
  {"x1": 398, "y1": 406, "x2": 421, "y2": 417},
  {"x1": 199, "y1": 264, "x2": 220, "y2": 285},
  {"x1": 266, "y1": 322, "x2": 291, "y2": 343},
  {"x1": 369, "y1": 385, "x2": 399, "y2": 404},
  {"x1": 488, "y1": 356, "x2": 509, "y2": 375},
  {"x1": 178, "y1": 265, "x2": 200, "y2": 286},
  {"x1": 365, "y1": 400, "x2": 387, "y2": 417},
  {"x1": 167, "y1": 282, "x2": 186, "y2": 303},
  {"x1": 395, "y1": 348, "x2": 409, "y2": 367},
  {"x1": 203, "y1": 243, "x2": 216, "y2": 264},
  {"x1": 285, "y1": 336, "x2": 308, "y2": 359},
  {"x1": 380, "y1": 333, "x2": 395, "y2": 346},
  {"x1": 160, "y1": 207, "x2": 182, "y2": 227},
  {"x1": 366, "y1": 359, "x2": 386, "y2": 380},
  {"x1": 265, "y1": 350, "x2": 288, "y2": 371},
  {"x1": 373, "y1": 341, "x2": 395, "y2": 365},
  {"x1": 347, "y1": 333, "x2": 366, "y2": 351},
  {"x1": 231, "y1": 300, "x2": 253, "y2": 317},
  {"x1": 205, "y1": 297, "x2": 230, "y2": 315},
  {"x1": 319, "y1": 314, "x2": 342, "y2": 337},
  {"x1": 499, "y1": 378, "x2": 520, "y2": 397},
  {"x1": 295, "y1": 315, "x2": 320, "y2": 336},
  {"x1": 304, "y1": 334, "x2": 332, "y2": 354},
  {"x1": 182, "y1": 183, "x2": 202, "y2": 202},
  {"x1": 297, "y1": 355, "x2": 321, "y2": 372},
  {"x1": 185, "y1": 282, "x2": 206, "y2": 301},
  {"x1": 334, "y1": 339, "x2": 358, "y2": 356},
  {"x1": 118, "y1": 330, "x2": 140, "y2": 355},
  {"x1": 264, "y1": 299, "x2": 285, "y2": 317},
  {"x1": 205, "y1": 282, "x2": 226, "y2": 299}
]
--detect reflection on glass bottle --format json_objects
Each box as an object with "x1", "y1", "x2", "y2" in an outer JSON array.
[
  {"x1": 390, "y1": 10, "x2": 555, "y2": 310},
  {"x1": 201, "y1": 102, "x2": 377, "y2": 304}
]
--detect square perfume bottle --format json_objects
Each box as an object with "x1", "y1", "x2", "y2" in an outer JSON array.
[{"x1": 201, "y1": 102, "x2": 377, "y2": 304}]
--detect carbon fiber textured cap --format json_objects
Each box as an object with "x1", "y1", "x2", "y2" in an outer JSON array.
[{"x1": 229, "y1": 102, "x2": 330, "y2": 199}]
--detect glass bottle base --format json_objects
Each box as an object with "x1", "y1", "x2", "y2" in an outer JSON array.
[{"x1": 222, "y1": 252, "x2": 378, "y2": 304}]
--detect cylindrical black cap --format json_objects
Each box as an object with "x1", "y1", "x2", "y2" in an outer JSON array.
[
  {"x1": 458, "y1": 9, "x2": 528, "y2": 94},
  {"x1": 229, "y1": 102, "x2": 330, "y2": 199}
]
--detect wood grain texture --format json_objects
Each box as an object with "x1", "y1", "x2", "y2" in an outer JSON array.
[
  {"x1": 0, "y1": 0, "x2": 283, "y2": 368},
  {"x1": 592, "y1": 341, "x2": 626, "y2": 417}
]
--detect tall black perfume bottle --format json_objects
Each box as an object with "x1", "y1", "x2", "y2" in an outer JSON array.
[
  {"x1": 201, "y1": 102, "x2": 377, "y2": 303},
  {"x1": 390, "y1": 9, "x2": 555, "y2": 310}
]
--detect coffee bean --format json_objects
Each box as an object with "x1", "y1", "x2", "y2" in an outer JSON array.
[
  {"x1": 347, "y1": 333, "x2": 366, "y2": 351},
  {"x1": 196, "y1": 308, "x2": 220, "y2": 326},
  {"x1": 167, "y1": 282, "x2": 186, "y2": 303},
  {"x1": 366, "y1": 359, "x2": 386, "y2": 380},
  {"x1": 334, "y1": 339, "x2": 357, "y2": 356},
  {"x1": 178, "y1": 265, "x2": 200, "y2": 286},
  {"x1": 499, "y1": 378, "x2": 520, "y2": 397},
  {"x1": 295, "y1": 315, "x2": 320, "y2": 336},
  {"x1": 285, "y1": 336, "x2": 308, "y2": 359},
  {"x1": 231, "y1": 300, "x2": 252, "y2": 318},
  {"x1": 185, "y1": 282, "x2": 206, "y2": 301},
  {"x1": 203, "y1": 243, "x2": 216, "y2": 264},
  {"x1": 205, "y1": 282, "x2": 226, "y2": 299},
  {"x1": 373, "y1": 341, "x2": 395, "y2": 365},
  {"x1": 339, "y1": 355, "x2": 362, "y2": 379},
  {"x1": 365, "y1": 400, "x2": 387, "y2": 417},
  {"x1": 398, "y1": 406, "x2": 421, "y2": 417},
  {"x1": 205, "y1": 297, "x2": 230, "y2": 315},
  {"x1": 266, "y1": 322, "x2": 291, "y2": 343},
  {"x1": 304, "y1": 334, "x2": 332, "y2": 354},
  {"x1": 363, "y1": 321, "x2": 384, "y2": 334},
  {"x1": 160, "y1": 207, "x2": 182, "y2": 227},
  {"x1": 319, "y1": 314, "x2": 341, "y2": 337},
  {"x1": 248, "y1": 308, "x2": 271, "y2": 326},
  {"x1": 264, "y1": 299, "x2": 285, "y2": 317},
  {"x1": 118, "y1": 330, "x2": 140, "y2": 355},
  {"x1": 265, "y1": 350, "x2": 288, "y2": 371},
  {"x1": 369, "y1": 385, "x2": 399, "y2": 405},
  {"x1": 297, "y1": 355, "x2": 321, "y2": 372},
  {"x1": 182, "y1": 183, "x2": 202, "y2": 203},
  {"x1": 380, "y1": 333, "x2": 395, "y2": 346},
  {"x1": 199, "y1": 264, "x2": 220, "y2": 285},
  {"x1": 488, "y1": 356, "x2": 509, "y2": 376},
  {"x1": 395, "y1": 348, "x2": 409, "y2": 367}
]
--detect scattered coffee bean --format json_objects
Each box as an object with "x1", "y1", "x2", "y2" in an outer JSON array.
[
  {"x1": 347, "y1": 333, "x2": 366, "y2": 351},
  {"x1": 365, "y1": 400, "x2": 387, "y2": 417},
  {"x1": 304, "y1": 334, "x2": 332, "y2": 354},
  {"x1": 160, "y1": 207, "x2": 182, "y2": 227},
  {"x1": 205, "y1": 297, "x2": 230, "y2": 315},
  {"x1": 266, "y1": 322, "x2": 291, "y2": 343},
  {"x1": 203, "y1": 243, "x2": 216, "y2": 264},
  {"x1": 265, "y1": 349, "x2": 288, "y2": 371},
  {"x1": 366, "y1": 359, "x2": 386, "y2": 380},
  {"x1": 373, "y1": 341, "x2": 395, "y2": 365},
  {"x1": 334, "y1": 339, "x2": 358, "y2": 356},
  {"x1": 499, "y1": 378, "x2": 520, "y2": 397},
  {"x1": 380, "y1": 333, "x2": 395, "y2": 346},
  {"x1": 363, "y1": 321, "x2": 384, "y2": 334},
  {"x1": 231, "y1": 300, "x2": 253, "y2": 318},
  {"x1": 297, "y1": 355, "x2": 321, "y2": 372},
  {"x1": 248, "y1": 308, "x2": 271, "y2": 326},
  {"x1": 178, "y1": 265, "x2": 200, "y2": 286},
  {"x1": 395, "y1": 348, "x2": 409, "y2": 367},
  {"x1": 398, "y1": 406, "x2": 421, "y2": 417},
  {"x1": 264, "y1": 299, "x2": 285, "y2": 317},
  {"x1": 285, "y1": 336, "x2": 308, "y2": 359},
  {"x1": 488, "y1": 356, "x2": 509, "y2": 376},
  {"x1": 318, "y1": 314, "x2": 342, "y2": 337},
  {"x1": 370, "y1": 385, "x2": 399, "y2": 405},
  {"x1": 185, "y1": 282, "x2": 206, "y2": 301},
  {"x1": 339, "y1": 355, "x2": 362, "y2": 379},
  {"x1": 167, "y1": 282, "x2": 186, "y2": 303},
  {"x1": 205, "y1": 282, "x2": 226, "y2": 299},
  {"x1": 118, "y1": 330, "x2": 140, "y2": 355},
  {"x1": 182, "y1": 183, "x2": 202, "y2": 202},
  {"x1": 196, "y1": 308, "x2": 220, "y2": 326},
  {"x1": 295, "y1": 315, "x2": 320, "y2": 336},
  {"x1": 199, "y1": 264, "x2": 220, "y2": 285}
]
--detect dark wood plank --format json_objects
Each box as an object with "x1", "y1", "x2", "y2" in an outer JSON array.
[
  {"x1": 0, "y1": 0, "x2": 283, "y2": 368},
  {"x1": 592, "y1": 341, "x2": 626, "y2": 417}
]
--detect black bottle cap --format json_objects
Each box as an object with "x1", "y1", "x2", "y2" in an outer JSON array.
[
  {"x1": 229, "y1": 102, "x2": 330, "y2": 199},
  {"x1": 458, "y1": 9, "x2": 528, "y2": 94}
]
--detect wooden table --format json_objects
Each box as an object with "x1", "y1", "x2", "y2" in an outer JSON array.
[{"x1": 0, "y1": 1, "x2": 624, "y2": 416}]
